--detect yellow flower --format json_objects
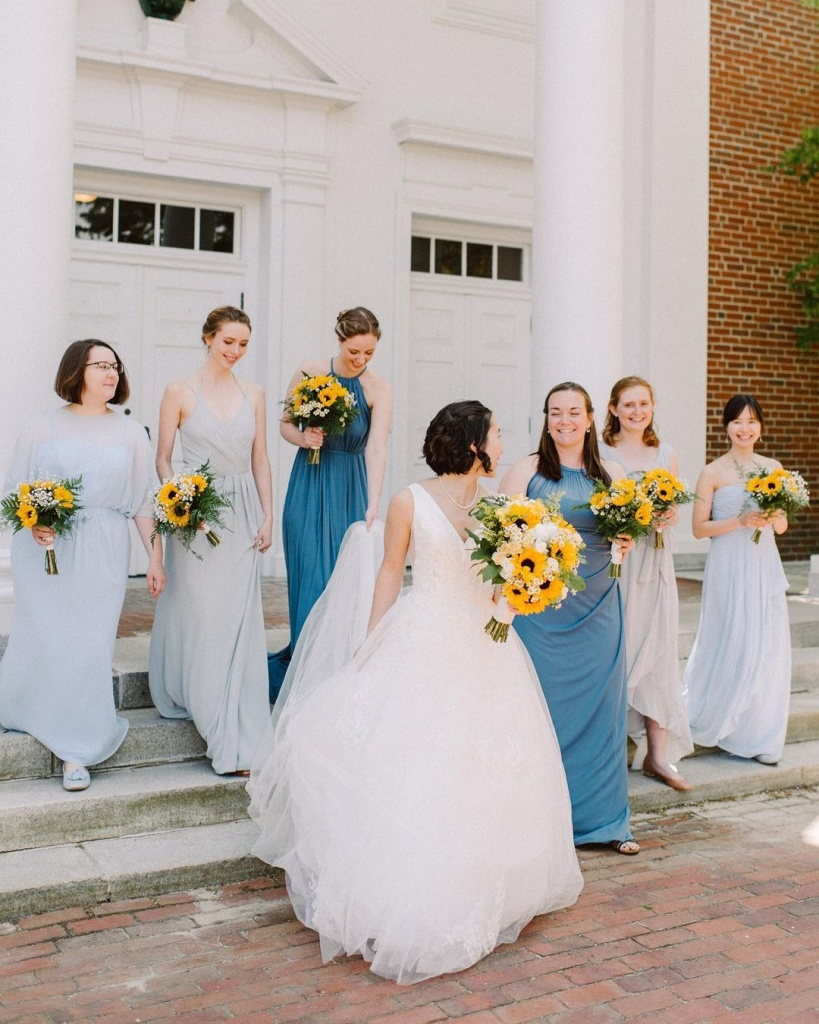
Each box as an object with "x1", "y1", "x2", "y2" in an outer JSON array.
[
  {"x1": 747, "y1": 477, "x2": 763, "y2": 494},
  {"x1": 655, "y1": 484, "x2": 674, "y2": 502},
  {"x1": 635, "y1": 502, "x2": 653, "y2": 526},
  {"x1": 189, "y1": 475, "x2": 208, "y2": 493},
  {"x1": 17, "y1": 504, "x2": 37, "y2": 528},
  {"x1": 550, "y1": 539, "x2": 578, "y2": 567},
  {"x1": 53, "y1": 486, "x2": 74, "y2": 508},
  {"x1": 504, "y1": 577, "x2": 564, "y2": 614},
  {"x1": 610, "y1": 479, "x2": 636, "y2": 507},
  {"x1": 510, "y1": 547, "x2": 548, "y2": 583},
  {"x1": 500, "y1": 501, "x2": 542, "y2": 530},
  {"x1": 590, "y1": 492, "x2": 608, "y2": 511},
  {"x1": 17, "y1": 483, "x2": 31, "y2": 499},
  {"x1": 158, "y1": 482, "x2": 180, "y2": 507},
  {"x1": 761, "y1": 475, "x2": 782, "y2": 494},
  {"x1": 167, "y1": 505, "x2": 191, "y2": 528}
]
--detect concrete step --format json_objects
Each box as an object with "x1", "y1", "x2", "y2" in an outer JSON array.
[
  {"x1": 0, "y1": 761, "x2": 249, "y2": 854},
  {"x1": 0, "y1": 708, "x2": 208, "y2": 782},
  {"x1": 0, "y1": 819, "x2": 282, "y2": 922}
]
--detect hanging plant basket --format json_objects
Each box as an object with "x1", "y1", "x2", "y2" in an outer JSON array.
[{"x1": 138, "y1": 0, "x2": 192, "y2": 21}]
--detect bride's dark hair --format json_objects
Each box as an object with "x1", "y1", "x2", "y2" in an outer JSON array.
[{"x1": 423, "y1": 400, "x2": 493, "y2": 475}]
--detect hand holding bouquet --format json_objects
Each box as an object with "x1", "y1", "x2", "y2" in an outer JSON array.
[
  {"x1": 151, "y1": 461, "x2": 231, "y2": 558},
  {"x1": 468, "y1": 493, "x2": 586, "y2": 642},
  {"x1": 638, "y1": 467, "x2": 695, "y2": 549},
  {"x1": 744, "y1": 465, "x2": 810, "y2": 543},
  {"x1": 284, "y1": 373, "x2": 359, "y2": 465},
  {"x1": 579, "y1": 477, "x2": 654, "y2": 576},
  {"x1": 0, "y1": 476, "x2": 83, "y2": 574}
]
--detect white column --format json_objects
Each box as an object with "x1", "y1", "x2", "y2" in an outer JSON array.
[
  {"x1": 0, "y1": 1, "x2": 78, "y2": 628},
  {"x1": 532, "y1": 0, "x2": 626, "y2": 422}
]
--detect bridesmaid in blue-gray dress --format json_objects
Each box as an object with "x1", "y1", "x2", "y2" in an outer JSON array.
[
  {"x1": 267, "y1": 308, "x2": 392, "y2": 700},
  {"x1": 501, "y1": 382, "x2": 638, "y2": 854},
  {"x1": 149, "y1": 307, "x2": 272, "y2": 775}
]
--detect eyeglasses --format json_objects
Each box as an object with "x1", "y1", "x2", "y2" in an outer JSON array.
[{"x1": 86, "y1": 361, "x2": 123, "y2": 374}]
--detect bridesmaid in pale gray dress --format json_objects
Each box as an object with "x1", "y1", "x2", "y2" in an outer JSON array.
[
  {"x1": 0, "y1": 340, "x2": 165, "y2": 791},
  {"x1": 149, "y1": 307, "x2": 272, "y2": 775},
  {"x1": 600, "y1": 376, "x2": 693, "y2": 791}
]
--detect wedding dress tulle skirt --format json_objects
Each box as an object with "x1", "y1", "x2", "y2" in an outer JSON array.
[{"x1": 249, "y1": 501, "x2": 582, "y2": 983}]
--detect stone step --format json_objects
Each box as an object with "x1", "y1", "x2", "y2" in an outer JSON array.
[
  {"x1": 0, "y1": 708, "x2": 208, "y2": 782},
  {"x1": 3, "y1": 739, "x2": 819, "y2": 924},
  {"x1": 0, "y1": 761, "x2": 249, "y2": 854}
]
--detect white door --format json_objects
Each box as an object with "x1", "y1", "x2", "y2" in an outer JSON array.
[{"x1": 407, "y1": 286, "x2": 532, "y2": 483}]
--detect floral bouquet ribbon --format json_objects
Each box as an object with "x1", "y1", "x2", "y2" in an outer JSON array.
[
  {"x1": 0, "y1": 476, "x2": 83, "y2": 574},
  {"x1": 283, "y1": 372, "x2": 359, "y2": 465},
  {"x1": 467, "y1": 493, "x2": 586, "y2": 642},
  {"x1": 578, "y1": 477, "x2": 653, "y2": 577},
  {"x1": 744, "y1": 465, "x2": 810, "y2": 543},
  {"x1": 151, "y1": 461, "x2": 232, "y2": 558}
]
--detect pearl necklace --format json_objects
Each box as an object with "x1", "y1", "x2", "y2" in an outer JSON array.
[{"x1": 438, "y1": 476, "x2": 480, "y2": 510}]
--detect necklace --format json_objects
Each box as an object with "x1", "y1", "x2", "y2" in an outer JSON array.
[{"x1": 438, "y1": 476, "x2": 480, "y2": 510}]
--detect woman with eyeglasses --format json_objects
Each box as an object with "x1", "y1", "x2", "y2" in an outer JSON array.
[
  {"x1": 0, "y1": 340, "x2": 165, "y2": 792},
  {"x1": 148, "y1": 306, "x2": 272, "y2": 775}
]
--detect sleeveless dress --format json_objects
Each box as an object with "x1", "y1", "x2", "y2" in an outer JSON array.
[
  {"x1": 599, "y1": 442, "x2": 693, "y2": 767},
  {"x1": 682, "y1": 485, "x2": 790, "y2": 761},
  {"x1": 267, "y1": 360, "x2": 371, "y2": 700},
  {"x1": 148, "y1": 380, "x2": 270, "y2": 774},
  {"x1": 248, "y1": 483, "x2": 582, "y2": 984},
  {"x1": 0, "y1": 408, "x2": 153, "y2": 765},
  {"x1": 512, "y1": 468, "x2": 633, "y2": 846}
]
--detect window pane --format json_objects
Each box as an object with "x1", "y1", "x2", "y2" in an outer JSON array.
[
  {"x1": 74, "y1": 196, "x2": 114, "y2": 241},
  {"x1": 411, "y1": 236, "x2": 431, "y2": 272},
  {"x1": 434, "y1": 239, "x2": 462, "y2": 276},
  {"x1": 497, "y1": 246, "x2": 523, "y2": 281},
  {"x1": 160, "y1": 204, "x2": 195, "y2": 249},
  {"x1": 466, "y1": 242, "x2": 492, "y2": 279},
  {"x1": 200, "y1": 209, "x2": 235, "y2": 253},
  {"x1": 118, "y1": 200, "x2": 155, "y2": 245}
]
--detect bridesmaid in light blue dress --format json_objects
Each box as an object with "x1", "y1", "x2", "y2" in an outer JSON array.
[
  {"x1": 149, "y1": 307, "x2": 272, "y2": 775},
  {"x1": 0, "y1": 340, "x2": 165, "y2": 792},
  {"x1": 267, "y1": 308, "x2": 392, "y2": 701},
  {"x1": 683, "y1": 394, "x2": 791, "y2": 764},
  {"x1": 501, "y1": 382, "x2": 638, "y2": 854}
]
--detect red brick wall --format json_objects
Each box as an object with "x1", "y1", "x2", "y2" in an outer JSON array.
[{"x1": 709, "y1": 0, "x2": 819, "y2": 559}]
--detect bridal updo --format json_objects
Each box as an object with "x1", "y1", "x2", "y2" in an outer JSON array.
[{"x1": 423, "y1": 400, "x2": 493, "y2": 475}]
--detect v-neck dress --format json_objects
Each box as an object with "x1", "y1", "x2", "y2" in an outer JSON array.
[
  {"x1": 267, "y1": 359, "x2": 371, "y2": 700},
  {"x1": 249, "y1": 483, "x2": 581, "y2": 983},
  {"x1": 148, "y1": 383, "x2": 270, "y2": 773}
]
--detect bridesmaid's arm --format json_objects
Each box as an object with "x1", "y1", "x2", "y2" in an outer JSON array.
[
  {"x1": 155, "y1": 381, "x2": 185, "y2": 482},
  {"x1": 134, "y1": 515, "x2": 165, "y2": 597},
  {"x1": 366, "y1": 487, "x2": 412, "y2": 635},
  {"x1": 250, "y1": 384, "x2": 273, "y2": 552},
  {"x1": 499, "y1": 455, "x2": 538, "y2": 496},
  {"x1": 690, "y1": 464, "x2": 767, "y2": 538},
  {"x1": 363, "y1": 378, "x2": 393, "y2": 529}
]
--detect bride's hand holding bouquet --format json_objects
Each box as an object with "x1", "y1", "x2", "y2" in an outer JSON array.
[
  {"x1": 468, "y1": 493, "x2": 586, "y2": 642},
  {"x1": 579, "y1": 477, "x2": 653, "y2": 577}
]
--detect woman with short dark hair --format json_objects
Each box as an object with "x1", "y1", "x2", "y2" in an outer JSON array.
[
  {"x1": 0, "y1": 340, "x2": 164, "y2": 791},
  {"x1": 249, "y1": 400, "x2": 582, "y2": 983}
]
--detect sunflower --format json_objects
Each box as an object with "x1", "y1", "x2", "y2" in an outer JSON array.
[
  {"x1": 761, "y1": 475, "x2": 782, "y2": 494},
  {"x1": 655, "y1": 484, "x2": 674, "y2": 501},
  {"x1": 158, "y1": 482, "x2": 181, "y2": 507},
  {"x1": 53, "y1": 486, "x2": 74, "y2": 508},
  {"x1": 610, "y1": 479, "x2": 636, "y2": 507},
  {"x1": 510, "y1": 547, "x2": 548, "y2": 583},
  {"x1": 590, "y1": 491, "x2": 608, "y2": 511},
  {"x1": 499, "y1": 501, "x2": 542, "y2": 530},
  {"x1": 17, "y1": 483, "x2": 31, "y2": 499},
  {"x1": 166, "y1": 505, "x2": 191, "y2": 528},
  {"x1": 635, "y1": 502, "x2": 653, "y2": 526},
  {"x1": 16, "y1": 504, "x2": 37, "y2": 528},
  {"x1": 550, "y1": 539, "x2": 578, "y2": 567},
  {"x1": 189, "y1": 474, "x2": 208, "y2": 493}
]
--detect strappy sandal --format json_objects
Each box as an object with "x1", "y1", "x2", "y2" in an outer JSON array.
[{"x1": 609, "y1": 838, "x2": 640, "y2": 855}]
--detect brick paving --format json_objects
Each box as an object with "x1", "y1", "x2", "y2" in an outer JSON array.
[{"x1": 2, "y1": 788, "x2": 818, "y2": 1023}]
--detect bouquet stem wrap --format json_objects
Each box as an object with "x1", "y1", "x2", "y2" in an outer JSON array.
[
  {"x1": 484, "y1": 595, "x2": 516, "y2": 644},
  {"x1": 609, "y1": 539, "x2": 623, "y2": 578},
  {"x1": 307, "y1": 445, "x2": 321, "y2": 465},
  {"x1": 654, "y1": 529, "x2": 665, "y2": 550},
  {"x1": 45, "y1": 544, "x2": 58, "y2": 575},
  {"x1": 202, "y1": 523, "x2": 221, "y2": 547}
]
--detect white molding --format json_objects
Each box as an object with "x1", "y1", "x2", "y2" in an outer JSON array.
[
  {"x1": 432, "y1": 0, "x2": 535, "y2": 43},
  {"x1": 393, "y1": 118, "x2": 532, "y2": 161}
]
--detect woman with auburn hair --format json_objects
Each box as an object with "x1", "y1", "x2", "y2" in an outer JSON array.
[
  {"x1": 250, "y1": 401, "x2": 581, "y2": 983},
  {"x1": 149, "y1": 306, "x2": 272, "y2": 776},
  {"x1": 600, "y1": 375, "x2": 693, "y2": 791},
  {"x1": 267, "y1": 306, "x2": 393, "y2": 701},
  {"x1": 500, "y1": 382, "x2": 638, "y2": 855},
  {"x1": 0, "y1": 340, "x2": 164, "y2": 792}
]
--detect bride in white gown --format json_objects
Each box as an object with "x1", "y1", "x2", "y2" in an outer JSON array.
[{"x1": 248, "y1": 401, "x2": 582, "y2": 984}]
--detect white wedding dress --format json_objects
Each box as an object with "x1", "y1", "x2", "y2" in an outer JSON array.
[{"x1": 248, "y1": 483, "x2": 582, "y2": 984}]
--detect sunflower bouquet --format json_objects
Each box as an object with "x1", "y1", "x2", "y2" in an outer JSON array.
[
  {"x1": 284, "y1": 372, "x2": 359, "y2": 465},
  {"x1": 0, "y1": 476, "x2": 83, "y2": 575},
  {"x1": 744, "y1": 465, "x2": 810, "y2": 543},
  {"x1": 468, "y1": 493, "x2": 586, "y2": 642},
  {"x1": 151, "y1": 461, "x2": 231, "y2": 557},
  {"x1": 638, "y1": 467, "x2": 695, "y2": 549},
  {"x1": 578, "y1": 477, "x2": 654, "y2": 577}
]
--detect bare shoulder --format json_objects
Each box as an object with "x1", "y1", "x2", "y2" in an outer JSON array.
[
  {"x1": 755, "y1": 454, "x2": 783, "y2": 471},
  {"x1": 161, "y1": 377, "x2": 195, "y2": 405}
]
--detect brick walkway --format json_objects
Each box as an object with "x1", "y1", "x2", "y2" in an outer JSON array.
[{"x1": 2, "y1": 788, "x2": 818, "y2": 1023}]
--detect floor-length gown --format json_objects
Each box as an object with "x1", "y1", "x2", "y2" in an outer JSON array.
[
  {"x1": 267, "y1": 359, "x2": 371, "y2": 699},
  {"x1": 683, "y1": 486, "x2": 790, "y2": 761},
  {"x1": 599, "y1": 442, "x2": 694, "y2": 768},
  {"x1": 249, "y1": 483, "x2": 583, "y2": 984},
  {"x1": 513, "y1": 468, "x2": 633, "y2": 846},
  {"x1": 0, "y1": 408, "x2": 153, "y2": 765},
  {"x1": 149, "y1": 381, "x2": 270, "y2": 774}
]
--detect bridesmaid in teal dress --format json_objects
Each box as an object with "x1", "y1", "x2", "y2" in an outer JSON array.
[
  {"x1": 268, "y1": 308, "x2": 393, "y2": 700},
  {"x1": 500, "y1": 382, "x2": 638, "y2": 854}
]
